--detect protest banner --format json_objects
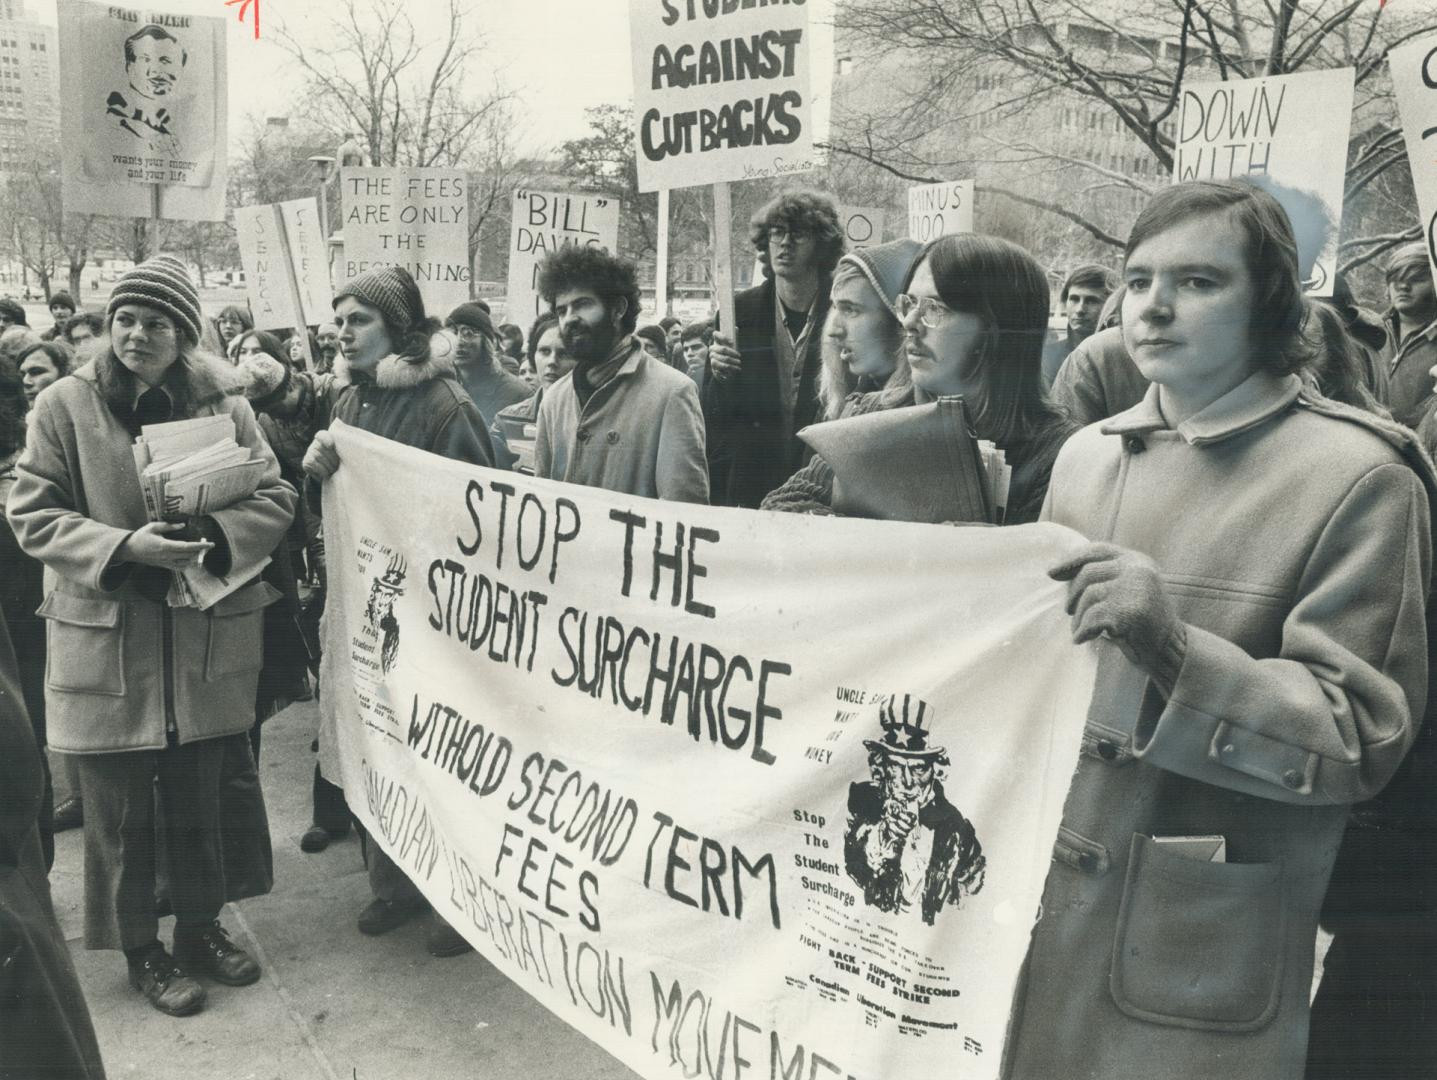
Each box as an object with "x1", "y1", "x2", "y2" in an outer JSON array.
[
  {"x1": 840, "y1": 204, "x2": 885, "y2": 250},
  {"x1": 57, "y1": 0, "x2": 228, "y2": 222},
  {"x1": 1391, "y1": 37, "x2": 1437, "y2": 283},
  {"x1": 339, "y1": 167, "x2": 471, "y2": 314},
  {"x1": 320, "y1": 423, "x2": 1098, "y2": 1080},
  {"x1": 628, "y1": 0, "x2": 815, "y2": 193},
  {"x1": 908, "y1": 181, "x2": 974, "y2": 242},
  {"x1": 234, "y1": 199, "x2": 331, "y2": 335},
  {"x1": 1173, "y1": 68, "x2": 1355, "y2": 296},
  {"x1": 505, "y1": 189, "x2": 622, "y2": 323}
]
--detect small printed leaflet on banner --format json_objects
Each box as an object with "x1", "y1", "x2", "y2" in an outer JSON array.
[
  {"x1": 320, "y1": 424, "x2": 1098, "y2": 1080},
  {"x1": 629, "y1": 0, "x2": 815, "y2": 191},
  {"x1": 1173, "y1": 67, "x2": 1354, "y2": 296},
  {"x1": 131, "y1": 415, "x2": 271, "y2": 609}
]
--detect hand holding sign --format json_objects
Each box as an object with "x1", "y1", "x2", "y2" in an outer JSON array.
[{"x1": 709, "y1": 332, "x2": 742, "y2": 382}]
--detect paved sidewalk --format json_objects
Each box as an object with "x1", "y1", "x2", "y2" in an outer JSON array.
[{"x1": 47, "y1": 699, "x2": 642, "y2": 1080}]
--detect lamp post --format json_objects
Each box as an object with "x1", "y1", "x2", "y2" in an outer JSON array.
[{"x1": 307, "y1": 154, "x2": 336, "y2": 241}]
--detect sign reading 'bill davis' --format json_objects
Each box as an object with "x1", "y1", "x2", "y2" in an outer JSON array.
[
  {"x1": 628, "y1": 0, "x2": 815, "y2": 192},
  {"x1": 321, "y1": 424, "x2": 1097, "y2": 1080}
]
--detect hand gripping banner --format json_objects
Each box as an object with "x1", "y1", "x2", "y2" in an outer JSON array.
[{"x1": 320, "y1": 422, "x2": 1097, "y2": 1080}]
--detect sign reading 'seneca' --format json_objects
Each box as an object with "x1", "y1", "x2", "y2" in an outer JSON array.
[{"x1": 629, "y1": 0, "x2": 814, "y2": 191}]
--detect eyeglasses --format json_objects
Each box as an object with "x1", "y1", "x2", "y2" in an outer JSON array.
[
  {"x1": 768, "y1": 226, "x2": 810, "y2": 243},
  {"x1": 896, "y1": 293, "x2": 957, "y2": 329},
  {"x1": 452, "y1": 326, "x2": 487, "y2": 343}
]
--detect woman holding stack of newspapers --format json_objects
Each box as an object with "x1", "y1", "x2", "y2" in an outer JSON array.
[{"x1": 5, "y1": 256, "x2": 296, "y2": 1019}]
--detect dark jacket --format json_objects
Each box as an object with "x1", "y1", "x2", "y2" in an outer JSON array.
[
  {"x1": 1380, "y1": 311, "x2": 1437, "y2": 428},
  {"x1": 702, "y1": 275, "x2": 832, "y2": 508},
  {"x1": 1050, "y1": 325, "x2": 1150, "y2": 428},
  {"x1": 0, "y1": 615, "x2": 106, "y2": 1080},
  {"x1": 455, "y1": 360, "x2": 532, "y2": 431},
  {"x1": 327, "y1": 351, "x2": 494, "y2": 467}
]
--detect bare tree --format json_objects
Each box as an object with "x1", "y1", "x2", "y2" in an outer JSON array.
[
  {"x1": 829, "y1": 0, "x2": 1437, "y2": 275},
  {"x1": 274, "y1": 0, "x2": 512, "y2": 170}
]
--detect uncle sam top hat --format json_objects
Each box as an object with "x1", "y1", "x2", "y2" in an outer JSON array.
[{"x1": 863, "y1": 694, "x2": 946, "y2": 760}]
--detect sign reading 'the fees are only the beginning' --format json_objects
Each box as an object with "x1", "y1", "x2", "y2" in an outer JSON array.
[
  {"x1": 320, "y1": 423, "x2": 1097, "y2": 1080},
  {"x1": 629, "y1": 0, "x2": 814, "y2": 192}
]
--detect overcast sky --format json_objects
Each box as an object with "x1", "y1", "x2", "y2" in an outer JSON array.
[{"x1": 33, "y1": 0, "x2": 833, "y2": 159}]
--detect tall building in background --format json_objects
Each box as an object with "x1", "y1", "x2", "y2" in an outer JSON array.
[{"x1": 0, "y1": 0, "x2": 57, "y2": 171}]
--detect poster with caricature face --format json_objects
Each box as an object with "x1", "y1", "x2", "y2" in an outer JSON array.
[{"x1": 59, "y1": 0, "x2": 225, "y2": 198}]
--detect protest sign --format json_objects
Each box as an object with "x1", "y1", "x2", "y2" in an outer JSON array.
[
  {"x1": 234, "y1": 199, "x2": 331, "y2": 333},
  {"x1": 321, "y1": 423, "x2": 1097, "y2": 1080},
  {"x1": 1173, "y1": 68, "x2": 1355, "y2": 296},
  {"x1": 57, "y1": 0, "x2": 228, "y2": 221},
  {"x1": 839, "y1": 204, "x2": 885, "y2": 249},
  {"x1": 340, "y1": 167, "x2": 471, "y2": 314},
  {"x1": 908, "y1": 181, "x2": 975, "y2": 242},
  {"x1": 1391, "y1": 38, "x2": 1437, "y2": 283},
  {"x1": 629, "y1": 0, "x2": 815, "y2": 192},
  {"x1": 505, "y1": 189, "x2": 622, "y2": 323}
]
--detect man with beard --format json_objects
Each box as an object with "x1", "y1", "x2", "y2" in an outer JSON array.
[
  {"x1": 703, "y1": 191, "x2": 844, "y2": 508},
  {"x1": 315, "y1": 324, "x2": 340, "y2": 374},
  {"x1": 444, "y1": 303, "x2": 530, "y2": 428},
  {"x1": 533, "y1": 246, "x2": 708, "y2": 504},
  {"x1": 1042, "y1": 264, "x2": 1117, "y2": 388}
]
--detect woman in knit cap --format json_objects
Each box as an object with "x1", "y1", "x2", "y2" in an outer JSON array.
[
  {"x1": 6, "y1": 254, "x2": 296, "y2": 1017},
  {"x1": 303, "y1": 264, "x2": 492, "y2": 959},
  {"x1": 443, "y1": 300, "x2": 531, "y2": 428}
]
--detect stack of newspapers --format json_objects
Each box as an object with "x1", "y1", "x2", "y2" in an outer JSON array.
[
  {"x1": 976, "y1": 441, "x2": 1013, "y2": 524},
  {"x1": 131, "y1": 415, "x2": 270, "y2": 610}
]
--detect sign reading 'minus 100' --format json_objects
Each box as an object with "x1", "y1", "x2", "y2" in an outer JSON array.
[{"x1": 629, "y1": 0, "x2": 814, "y2": 192}]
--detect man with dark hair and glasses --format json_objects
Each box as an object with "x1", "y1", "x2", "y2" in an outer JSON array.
[
  {"x1": 702, "y1": 190, "x2": 845, "y2": 508},
  {"x1": 445, "y1": 302, "x2": 531, "y2": 428}
]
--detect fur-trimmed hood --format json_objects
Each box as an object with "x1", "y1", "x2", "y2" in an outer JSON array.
[
  {"x1": 80, "y1": 342, "x2": 248, "y2": 424},
  {"x1": 360, "y1": 346, "x2": 459, "y2": 391}
]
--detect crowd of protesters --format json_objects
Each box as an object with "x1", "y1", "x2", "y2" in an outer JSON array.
[{"x1": 2, "y1": 177, "x2": 1437, "y2": 1080}]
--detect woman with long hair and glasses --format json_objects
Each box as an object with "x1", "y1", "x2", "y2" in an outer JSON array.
[
  {"x1": 7, "y1": 256, "x2": 295, "y2": 1017},
  {"x1": 763, "y1": 233, "x2": 1076, "y2": 524}
]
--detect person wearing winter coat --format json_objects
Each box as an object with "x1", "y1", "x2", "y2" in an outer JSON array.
[
  {"x1": 763, "y1": 234, "x2": 1076, "y2": 525},
  {"x1": 6, "y1": 256, "x2": 296, "y2": 1018},
  {"x1": 1013, "y1": 181, "x2": 1435, "y2": 1080},
  {"x1": 533, "y1": 245, "x2": 708, "y2": 505},
  {"x1": 702, "y1": 191, "x2": 843, "y2": 508},
  {"x1": 302, "y1": 265, "x2": 492, "y2": 960},
  {"x1": 444, "y1": 302, "x2": 531, "y2": 429}
]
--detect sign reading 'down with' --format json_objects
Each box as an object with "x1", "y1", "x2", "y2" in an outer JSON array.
[
  {"x1": 908, "y1": 181, "x2": 975, "y2": 242},
  {"x1": 506, "y1": 190, "x2": 622, "y2": 323},
  {"x1": 1391, "y1": 38, "x2": 1437, "y2": 284},
  {"x1": 1174, "y1": 68, "x2": 1354, "y2": 296},
  {"x1": 629, "y1": 0, "x2": 813, "y2": 192},
  {"x1": 340, "y1": 167, "x2": 471, "y2": 314}
]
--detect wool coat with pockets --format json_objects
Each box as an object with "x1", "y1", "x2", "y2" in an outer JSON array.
[
  {"x1": 5, "y1": 353, "x2": 296, "y2": 754},
  {"x1": 1007, "y1": 372, "x2": 1435, "y2": 1080}
]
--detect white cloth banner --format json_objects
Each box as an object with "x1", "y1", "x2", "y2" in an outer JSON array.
[{"x1": 321, "y1": 423, "x2": 1096, "y2": 1080}]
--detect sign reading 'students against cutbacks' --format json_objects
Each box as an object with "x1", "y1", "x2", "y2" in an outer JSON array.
[{"x1": 629, "y1": 0, "x2": 815, "y2": 191}]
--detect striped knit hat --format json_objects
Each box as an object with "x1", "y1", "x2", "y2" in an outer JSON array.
[
  {"x1": 334, "y1": 265, "x2": 425, "y2": 336},
  {"x1": 107, "y1": 254, "x2": 203, "y2": 345}
]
